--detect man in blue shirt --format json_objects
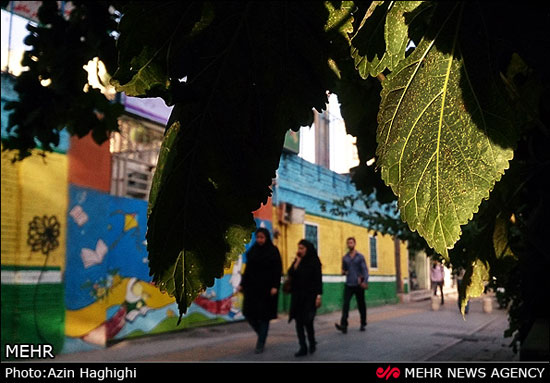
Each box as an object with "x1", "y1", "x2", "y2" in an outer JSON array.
[{"x1": 335, "y1": 237, "x2": 369, "y2": 333}]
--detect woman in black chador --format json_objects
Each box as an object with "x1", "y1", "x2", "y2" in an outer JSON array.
[
  {"x1": 238, "y1": 228, "x2": 282, "y2": 354},
  {"x1": 287, "y1": 239, "x2": 323, "y2": 357}
]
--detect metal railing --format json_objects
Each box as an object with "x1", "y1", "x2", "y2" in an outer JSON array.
[{"x1": 111, "y1": 153, "x2": 156, "y2": 200}]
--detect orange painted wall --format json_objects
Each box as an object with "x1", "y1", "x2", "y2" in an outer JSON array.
[
  {"x1": 68, "y1": 133, "x2": 111, "y2": 192},
  {"x1": 252, "y1": 196, "x2": 273, "y2": 221}
]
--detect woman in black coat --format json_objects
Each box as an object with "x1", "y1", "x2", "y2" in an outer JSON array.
[
  {"x1": 287, "y1": 239, "x2": 323, "y2": 357},
  {"x1": 239, "y1": 228, "x2": 282, "y2": 354}
]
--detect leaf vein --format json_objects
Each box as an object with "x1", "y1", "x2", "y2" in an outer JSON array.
[{"x1": 398, "y1": 90, "x2": 443, "y2": 180}]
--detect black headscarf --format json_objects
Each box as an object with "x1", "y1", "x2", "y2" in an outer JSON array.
[
  {"x1": 245, "y1": 227, "x2": 277, "y2": 267},
  {"x1": 288, "y1": 239, "x2": 323, "y2": 323},
  {"x1": 241, "y1": 227, "x2": 282, "y2": 320},
  {"x1": 298, "y1": 239, "x2": 321, "y2": 263},
  {"x1": 252, "y1": 227, "x2": 273, "y2": 248}
]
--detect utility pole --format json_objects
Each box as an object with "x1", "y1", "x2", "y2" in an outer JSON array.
[{"x1": 395, "y1": 237, "x2": 403, "y2": 294}]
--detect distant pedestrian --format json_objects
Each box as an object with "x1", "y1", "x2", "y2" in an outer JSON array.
[
  {"x1": 287, "y1": 239, "x2": 323, "y2": 357},
  {"x1": 456, "y1": 266, "x2": 469, "y2": 314},
  {"x1": 335, "y1": 237, "x2": 369, "y2": 334},
  {"x1": 431, "y1": 260, "x2": 445, "y2": 305},
  {"x1": 238, "y1": 228, "x2": 282, "y2": 354}
]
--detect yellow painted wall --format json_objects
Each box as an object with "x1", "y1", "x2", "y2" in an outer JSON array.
[
  {"x1": 371, "y1": 232, "x2": 395, "y2": 275},
  {"x1": 273, "y1": 208, "x2": 408, "y2": 279},
  {"x1": 1, "y1": 149, "x2": 20, "y2": 264},
  {"x1": 1, "y1": 148, "x2": 68, "y2": 270}
]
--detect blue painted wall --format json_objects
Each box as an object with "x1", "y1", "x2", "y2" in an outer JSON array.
[
  {"x1": 274, "y1": 152, "x2": 398, "y2": 225},
  {"x1": 66, "y1": 185, "x2": 151, "y2": 311}
]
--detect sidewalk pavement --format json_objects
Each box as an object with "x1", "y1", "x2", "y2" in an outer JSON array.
[{"x1": 53, "y1": 292, "x2": 518, "y2": 362}]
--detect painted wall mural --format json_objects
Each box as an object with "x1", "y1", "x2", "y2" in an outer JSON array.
[
  {"x1": 2, "y1": 72, "x2": 273, "y2": 357},
  {"x1": 63, "y1": 185, "x2": 263, "y2": 353},
  {"x1": 27, "y1": 215, "x2": 61, "y2": 256}
]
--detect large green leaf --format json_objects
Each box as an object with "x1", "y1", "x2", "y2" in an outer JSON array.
[
  {"x1": 324, "y1": 1, "x2": 397, "y2": 203},
  {"x1": 493, "y1": 215, "x2": 515, "y2": 259},
  {"x1": 461, "y1": 259, "x2": 489, "y2": 315},
  {"x1": 351, "y1": 1, "x2": 392, "y2": 78},
  {"x1": 324, "y1": 1, "x2": 354, "y2": 38},
  {"x1": 351, "y1": 1, "x2": 431, "y2": 79},
  {"x1": 149, "y1": 120, "x2": 254, "y2": 318},
  {"x1": 384, "y1": 1, "x2": 430, "y2": 70},
  {"x1": 145, "y1": 2, "x2": 338, "y2": 318},
  {"x1": 111, "y1": 46, "x2": 171, "y2": 99},
  {"x1": 376, "y1": 3, "x2": 517, "y2": 257},
  {"x1": 111, "y1": 2, "x2": 210, "y2": 104},
  {"x1": 147, "y1": 121, "x2": 180, "y2": 219}
]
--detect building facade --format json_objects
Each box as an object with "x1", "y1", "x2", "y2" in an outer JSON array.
[{"x1": 273, "y1": 152, "x2": 409, "y2": 314}]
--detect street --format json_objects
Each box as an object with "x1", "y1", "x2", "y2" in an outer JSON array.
[{"x1": 53, "y1": 293, "x2": 518, "y2": 362}]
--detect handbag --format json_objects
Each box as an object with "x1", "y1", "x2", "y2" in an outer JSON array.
[{"x1": 282, "y1": 275, "x2": 292, "y2": 294}]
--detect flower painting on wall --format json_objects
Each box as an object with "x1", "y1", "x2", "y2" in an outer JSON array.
[{"x1": 27, "y1": 215, "x2": 61, "y2": 255}]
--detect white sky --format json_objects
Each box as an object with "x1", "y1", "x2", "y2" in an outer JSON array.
[
  {"x1": 298, "y1": 94, "x2": 359, "y2": 174},
  {"x1": 1, "y1": 9, "x2": 33, "y2": 75}
]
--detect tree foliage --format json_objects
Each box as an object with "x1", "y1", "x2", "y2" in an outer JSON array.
[
  {"x1": 2, "y1": 1, "x2": 123, "y2": 159},
  {"x1": 2, "y1": 1, "x2": 549, "y2": 346}
]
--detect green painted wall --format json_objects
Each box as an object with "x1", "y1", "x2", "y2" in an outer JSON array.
[
  {"x1": 1, "y1": 279, "x2": 65, "y2": 359},
  {"x1": 278, "y1": 279, "x2": 399, "y2": 316}
]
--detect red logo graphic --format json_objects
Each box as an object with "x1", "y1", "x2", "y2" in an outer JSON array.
[{"x1": 376, "y1": 366, "x2": 401, "y2": 380}]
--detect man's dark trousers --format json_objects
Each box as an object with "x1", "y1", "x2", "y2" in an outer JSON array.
[{"x1": 340, "y1": 284, "x2": 367, "y2": 328}]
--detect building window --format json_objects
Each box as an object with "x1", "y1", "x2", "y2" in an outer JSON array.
[
  {"x1": 110, "y1": 116, "x2": 164, "y2": 200},
  {"x1": 369, "y1": 235, "x2": 378, "y2": 269},
  {"x1": 304, "y1": 223, "x2": 319, "y2": 252}
]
